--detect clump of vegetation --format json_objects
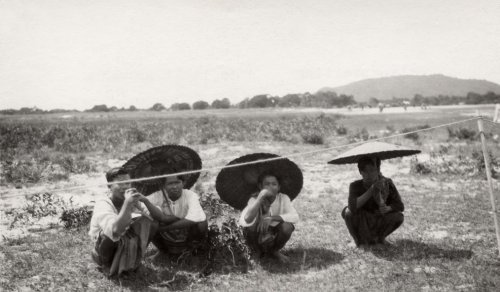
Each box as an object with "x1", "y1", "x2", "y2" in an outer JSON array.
[
  {"x1": 348, "y1": 127, "x2": 372, "y2": 142},
  {"x1": 197, "y1": 192, "x2": 253, "y2": 271},
  {"x1": 411, "y1": 147, "x2": 499, "y2": 178},
  {"x1": 335, "y1": 125, "x2": 348, "y2": 135},
  {"x1": 1, "y1": 158, "x2": 49, "y2": 184},
  {"x1": 409, "y1": 158, "x2": 432, "y2": 175},
  {"x1": 205, "y1": 218, "x2": 253, "y2": 272},
  {"x1": 8, "y1": 193, "x2": 66, "y2": 228},
  {"x1": 60, "y1": 206, "x2": 93, "y2": 229},
  {"x1": 401, "y1": 124, "x2": 430, "y2": 142},
  {"x1": 301, "y1": 131, "x2": 324, "y2": 144},
  {"x1": 447, "y1": 127, "x2": 478, "y2": 140}
]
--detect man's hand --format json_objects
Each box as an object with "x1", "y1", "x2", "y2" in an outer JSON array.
[
  {"x1": 124, "y1": 188, "x2": 142, "y2": 207},
  {"x1": 372, "y1": 178, "x2": 387, "y2": 192},
  {"x1": 378, "y1": 205, "x2": 392, "y2": 214},
  {"x1": 258, "y1": 189, "x2": 274, "y2": 200}
]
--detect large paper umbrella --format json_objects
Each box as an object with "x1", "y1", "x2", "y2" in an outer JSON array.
[
  {"x1": 328, "y1": 141, "x2": 421, "y2": 164},
  {"x1": 215, "y1": 153, "x2": 303, "y2": 210},
  {"x1": 122, "y1": 145, "x2": 202, "y2": 195}
]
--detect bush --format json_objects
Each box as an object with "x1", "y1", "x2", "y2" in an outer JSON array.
[
  {"x1": 401, "y1": 124, "x2": 430, "y2": 142},
  {"x1": 409, "y1": 158, "x2": 432, "y2": 174},
  {"x1": 447, "y1": 127, "x2": 478, "y2": 141},
  {"x1": 1, "y1": 158, "x2": 48, "y2": 184},
  {"x1": 336, "y1": 125, "x2": 348, "y2": 135},
  {"x1": 9, "y1": 193, "x2": 66, "y2": 228},
  {"x1": 301, "y1": 132, "x2": 324, "y2": 144},
  {"x1": 60, "y1": 206, "x2": 93, "y2": 229},
  {"x1": 205, "y1": 218, "x2": 253, "y2": 269},
  {"x1": 348, "y1": 128, "x2": 371, "y2": 142}
]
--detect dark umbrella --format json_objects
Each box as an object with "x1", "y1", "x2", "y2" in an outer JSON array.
[
  {"x1": 215, "y1": 153, "x2": 303, "y2": 210},
  {"x1": 122, "y1": 145, "x2": 202, "y2": 195},
  {"x1": 328, "y1": 141, "x2": 421, "y2": 164}
]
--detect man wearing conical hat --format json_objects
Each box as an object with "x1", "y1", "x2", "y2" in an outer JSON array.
[
  {"x1": 329, "y1": 141, "x2": 417, "y2": 247},
  {"x1": 341, "y1": 157, "x2": 404, "y2": 247},
  {"x1": 147, "y1": 174, "x2": 208, "y2": 256},
  {"x1": 239, "y1": 171, "x2": 299, "y2": 263},
  {"x1": 121, "y1": 145, "x2": 207, "y2": 257},
  {"x1": 89, "y1": 167, "x2": 165, "y2": 276}
]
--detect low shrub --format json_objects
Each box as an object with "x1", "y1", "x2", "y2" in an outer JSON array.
[
  {"x1": 60, "y1": 206, "x2": 93, "y2": 229},
  {"x1": 447, "y1": 127, "x2": 477, "y2": 140},
  {"x1": 401, "y1": 124, "x2": 430, "y2": 142},
  {"x1": 301, "y1": 132, "x2": 324, "y2": 145},
  {"x1": 9, "y1": 192, "x2": 66, "y2": 228}
]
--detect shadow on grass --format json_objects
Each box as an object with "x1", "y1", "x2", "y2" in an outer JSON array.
[
  {"x1": 114, "y1": 248, "x2": 250, "y2": 290},
  {"x1": 104, "y1": 250, "x2": 207, "y2": 291},
  {"x1": 371, "y1": 239, "x2": 473, "y2": 261},
  {"x1": 258, "y1": 247, "x2": 344, "y2": 274}
]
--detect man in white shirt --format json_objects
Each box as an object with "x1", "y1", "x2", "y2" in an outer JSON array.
[
  {"x1": 89, "y1": 167, "x2": 166, "y2": 276},
  {"x1": 239, "y1": 171, "x2": 299, "y2": 263},
  {"x1": 147, "y1": 175, "x2": 208, "y2": 255}
]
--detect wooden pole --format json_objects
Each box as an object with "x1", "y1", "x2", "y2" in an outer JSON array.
[
  {"x1": 494, "y1": 104, "x2": 499, "y2": 122},
  {"x1": 477, "y1": 118, "x2": 500, "y2": 256}
]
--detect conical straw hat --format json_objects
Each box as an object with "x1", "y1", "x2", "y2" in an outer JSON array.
[{"x1": 328, "y1": 141, "x2": 420, "y2": 165}]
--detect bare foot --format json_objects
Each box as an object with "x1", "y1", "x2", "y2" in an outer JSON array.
[{"x1": 271, "y1": 251, "x2": 291, "y2": 263}]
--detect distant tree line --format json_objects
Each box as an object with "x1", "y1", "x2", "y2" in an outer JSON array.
[
  {"x1": 2, "y1": 92, "x2": 500, "y2": 114},
  {"x1": 236, "y1": 92, "x2": 356, "y2": 109},
  {"x1": 374, "y1": 91, "x2": 500, "y2": 107}
]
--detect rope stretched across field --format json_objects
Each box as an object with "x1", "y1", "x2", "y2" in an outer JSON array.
[{"x1": 0, "y1": 116, "x2": 492, "y2": 200}]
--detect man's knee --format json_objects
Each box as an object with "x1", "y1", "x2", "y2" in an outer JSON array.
[
  {"x1": 278, "y1": 222, "x2": 295, "y2": 236},
  {"x1": 197, "y1": 220, "x2": 208, "y2": 233},
  {"x1": 342, "y1": 207, "x2": 353, "y2": 220},
  {"x1": 395, "y1": 212, "x2": 404, "y2": 225},
  {"x1": 388, "y1": 212, "x2": 404, "y2": 224}
]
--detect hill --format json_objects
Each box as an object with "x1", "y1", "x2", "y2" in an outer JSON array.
[{"x1": 318, "y1": 74, "x2": 500, "y2": 102}]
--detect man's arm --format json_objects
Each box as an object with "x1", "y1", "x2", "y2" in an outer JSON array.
[
  {"x1": 139, "y1": 196, "x2": 179, "y2": 223},
  {"x1": 243, "y1": 190, "x2": 271, "y2": 224},
  {"x1": 387, "y1": 179, "x2": 404, "y2": 212},
  {"x1": 111, "y1": 190, "x2": 139, "y2": 238},
  {"x1": 159, "y1": 218, "x2": 196, "y2": 231}
]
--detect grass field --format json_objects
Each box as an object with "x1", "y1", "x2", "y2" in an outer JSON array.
[{"x1": 1, "y1": 105, "x2": 500, "y2": 291}]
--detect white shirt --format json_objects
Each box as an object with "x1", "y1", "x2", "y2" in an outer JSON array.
[
  {"x1": 148, "y1": 189, "x2": 206, "y2": 222},
  {"x1": 88, "y1": 195, "x2": 151, "y2": 242},
  {"x1": 239, "y1": 193, "x2": 299, "y2": 227}
]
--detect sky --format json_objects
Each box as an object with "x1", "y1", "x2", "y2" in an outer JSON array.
[{"x1": 1, "y1": 0, "x2": 499, "y2": 111}]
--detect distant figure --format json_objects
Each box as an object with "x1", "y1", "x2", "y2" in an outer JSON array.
[
  {"x1": 360, "y1": 104, "x2": 365, "y2": 111},
  {"x1": 402, "y1": 101, "x2": 409, "y2": 111},
  {"x1": 378, "y1": 103, "x2": 385, "y2": 113},
  {"x1": 420, "y1": 103, "x2": 428, "y2": 110},
  {"x1": 341, "y1": 157, "x2": 404, "y2": 247},
  {"x1": 347, "y1": 105, "x2": 352, "y2": 111}
]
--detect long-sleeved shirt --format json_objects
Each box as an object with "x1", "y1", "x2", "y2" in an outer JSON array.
[
  {"x1": 239, "y1": 193, "x2": 299, "y2": 227},
  {"x1": 88, "y1": 195, "x2": 150, "y2": 242},
  {"x1": 348, "y1": 178, "x2": 404, "y2": 214},
  {"x1": 147, "y1": 189, "x2": 206, "y2": 223}
]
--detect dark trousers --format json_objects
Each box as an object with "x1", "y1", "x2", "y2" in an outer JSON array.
[
  {"x1": 244, "y1": 222, "x2": 295, "y2": 253},
  {"x1": 341, "y1": 206, "x2": 403, "y2": 245},
  {"x1": 92, "y1": 216, "x2": 158, "y2": 267},
  {"x1": 152, "y1": 220, "x2": 208, "y2": 253}
]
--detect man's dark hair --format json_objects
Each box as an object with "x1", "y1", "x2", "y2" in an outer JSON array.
[
  {"x1": 257, "y1": 170, "x2": 281, "y2": 187},
  {"x1": 106, "y1": 167, "x2": 129, "y2": 183},
  {"x1": 163, "y1": 167, "x2": 186, "y2": 183},
  {"x1": 357, "y1": 157, "x2": 381, "y2": 172}
]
